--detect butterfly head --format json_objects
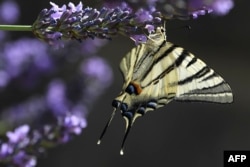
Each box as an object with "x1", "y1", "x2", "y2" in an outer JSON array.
[{"x1": 147, "y1": 26, "x2": 166, "y2": 47}]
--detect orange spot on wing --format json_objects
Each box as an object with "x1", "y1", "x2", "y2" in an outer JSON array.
[{"x1": 130, "y1": 81, "x2": 142, "y2": 95}]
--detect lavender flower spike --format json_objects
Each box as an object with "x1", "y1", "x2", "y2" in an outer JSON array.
[
  {"x1": 118, "y1": 0, "x2": 234, "y2": 20},
  {"x1": 32, "y1": 1, "x2": 161, "y2": 45},
  {"x1": 6, "y1": 125, "x2": 30, "y2": 144}
]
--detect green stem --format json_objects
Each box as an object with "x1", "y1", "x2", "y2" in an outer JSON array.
[{"x1": 0, "y1": 25, "x2": 32, "y2": 31}]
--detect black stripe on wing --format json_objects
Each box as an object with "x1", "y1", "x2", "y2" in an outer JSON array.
[
  {"x1": 175, "y1": 92, "x2": 233, "y2": 103},
  {"x1": 175, "y1": 49, "x2": 189, "y2": 67},
  {"x1": 178, "y1": 66, "x2": 210, "y2": 85},
  {"x1": 175, "y1": 70, "x2": 233, "y2": 103},
  {"x1": 140, "y1": 43, "x2": 177, "y2": 81},
  {"x1": 186, "y1": 57, "x2": 197, "y2": 68},
  {"x1": 136, "y1": 39, "x2": 168, "y2": 73},
  {"x1": 181, "y1": 81, "x2": 231, "y2": 95},
  {"x1": 142, "y1": 48, "x2": 188, "y2": 88},
  {"x1": 200, "y1": 72, "x2": 218, "y2": 82}
]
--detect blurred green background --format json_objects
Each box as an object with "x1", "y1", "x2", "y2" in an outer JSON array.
[{"x1": 4, "y1": 0, "x2": 250, "y2": 167}]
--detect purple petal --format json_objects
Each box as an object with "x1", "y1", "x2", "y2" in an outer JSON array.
[
  {"x1": 63, "y1": 114, "x2": 87, "y2": 135},
  {"x1": 145, "y1": 24, "x2": 155, "y2": 33},
  {"x1": 0, "y1": 143, "x2": 13, "y2": 157},
  {"x1": 130, "y1": 34, "x2": 147, "y2": 45},
  {"x1": 68, "y1": 1, "x2": 83, "y2": 12},
  {"x1": 135, "y1": 8, "x2": 153, "y2": 22},
  {"x1": 6, "y1": 125, "x2": 30, "y2": 144},
  {"x1": 50, "y1": 2, "x2": 67, "y2": 12},
  {"x1": 50, "y1": 2, "x2": 67, "y2": 19}
]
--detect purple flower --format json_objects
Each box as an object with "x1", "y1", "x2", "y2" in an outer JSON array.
[
  {"x1": 188, "y1": 0, "x2": 234, "y2": 16},
  {"x1": 81, "y1": 57, "x2": 113, "y2": 86},
  {"x1": 130, "y1": 34, "x2": 148, "y2": 45},
  {"x1": 120, "y1": 0, "x2": 234, "y2": 19},
  {"x1": 135, "y1": 8, "x2": 154, "y2": 22},
  {"x1": 32, "y1": 1, "x2": 234, "y2": 45},
  {"x1": 46, "y1": 79, "x2": 69, "y2": 116},
  {"x1": 0, "y1": 35, "x2": 112, "y2": 166},
  {"x1": 32, "y1": 2, "x2": 161, "y2": 45},
  {"x1": 0, "y1": 0, "x2": 235, "y2": 166},
  {"x1": 211, "y1": 0, "x2": 234, "y2": 15},
  {"x1": 0, "y1": 143, "x2": 13, "y2": 158},
  {"x1": 68, "y1": 1, "x2": 83, "y2": 12},
  {"x1": 0, "y1": 0, "x2": 20, "y2": 24},
  {"x1": 80, "y1": 57, "x2": 113, "y2": 105},
  {"x1": 49, "y1": 2, "x2": 67, "y2": 19},
  {"x1": 2, "y1": 39, "x2": 51, "y2": 78},
  {"x1": 63, "y1": 114, "x2": 87, "y2": 135},
  {"x1": 13, "y1": 151, "x2": 37, "y2": 167},
  {"x1": 6, "y1": 125, "x2": 30, "y2": 144}
]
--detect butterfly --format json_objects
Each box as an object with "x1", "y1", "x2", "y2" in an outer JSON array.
[{"x1": 97, "y1": 26, "x2": 233, "y2": 155}]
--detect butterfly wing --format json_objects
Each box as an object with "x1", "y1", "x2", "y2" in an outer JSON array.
[
  {"x1": 163, "y1": 42, "x2": 233, "y2": 103},
  {"x1": 118, "y1": 38, "x2": 177, "y2": 111},
  {"x1": 119, "y1": 44, "x2": 145, "y2": 90},
  {"x1": 119, "y1": 39, "x2": 233, "y2": 112}
]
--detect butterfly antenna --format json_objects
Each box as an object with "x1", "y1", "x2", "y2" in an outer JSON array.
[{"x1": 97, "y1": 107, "x2": 117, "y2": 145}]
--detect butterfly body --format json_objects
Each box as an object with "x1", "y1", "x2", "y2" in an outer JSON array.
[{"x1": 98, "y1": 27, "x2": 233, "y2": 154}]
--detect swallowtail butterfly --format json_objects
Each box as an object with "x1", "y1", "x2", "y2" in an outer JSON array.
[{"x1": 98, "y1": 26, "x2": 233, "y2": 155}]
